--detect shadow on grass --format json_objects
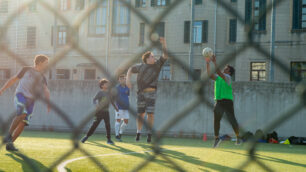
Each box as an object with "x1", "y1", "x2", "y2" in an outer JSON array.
[
  {"x1": 19, "y1": 131, "x2": 306, "y2": 155},
  {"x1": 86, "y1": 140, "x2": 177, "y2": 170},
  {"x1": 6, "y1": 152, "x2": 48, "y2": 172},
  {"x1": 136, "y1": 143, "x2": 245, "y2": 172},
  {"x1": 221, "y1": 149, "x2": 306, "y2": 169}
]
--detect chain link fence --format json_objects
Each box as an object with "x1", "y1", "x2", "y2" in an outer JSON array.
[{"x1": 0, "y1": 0, "x2": 305, "y2": 171}]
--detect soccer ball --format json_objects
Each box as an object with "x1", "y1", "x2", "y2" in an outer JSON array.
[{"x1": 202, "y1": 47, "x2": 214, "y2": 59}]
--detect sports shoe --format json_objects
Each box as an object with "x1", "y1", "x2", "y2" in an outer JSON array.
[
  {"x1": 107, "y1": 139, "x2": 114, "y2": 145},
  {"x1": 119, "y1": 134, "x2": 122, "y2": 139},
  {"x1": 81, "y1": 136, "x2": 88, "y2": 143},
  {"x1": 235, "y1": 138, "x2": 242, "y2": 145},
  {"x1": 147, "y1": 134, "x2": 152, "y2": 143},
  {"x1": 135, "y1": 133, "x2": 141, "y2": 142},
  {"x1": 115, "y1": 135, "x2": 122, "y2": 142},
  {"x1": 213, "y1": 138, "x2": 222, "y2": 148},
  {"x1": 6, "y1": 143, "x2": 18, "y2": 151}
]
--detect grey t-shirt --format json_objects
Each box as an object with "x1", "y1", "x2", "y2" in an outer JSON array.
[
  {"x1": 15, "y1": 67, "x2": 47, "y2": 99},
  {"x1": 93, "y1": 90, "x2": 114, "y2": 112},
  {"x1": 131, "y1": 56, "x2": 166, "y2": 92}
]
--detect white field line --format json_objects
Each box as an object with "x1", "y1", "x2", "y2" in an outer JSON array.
[{"x1": 57, "y1": 147, "x2": 185, "y2": 172}]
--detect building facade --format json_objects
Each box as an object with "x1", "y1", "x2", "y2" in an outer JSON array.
[{"x1": 0, "y1": 0, "x2": 305, "y2": 82}]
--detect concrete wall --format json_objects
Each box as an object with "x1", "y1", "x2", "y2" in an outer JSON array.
[{"x1": 0, "y1": 80, "x2": 305, "y2": 138}]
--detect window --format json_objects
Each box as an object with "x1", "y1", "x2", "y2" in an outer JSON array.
[
  {"x1": 0, "y1": 0, "x2": 8, "y2": 13},
  {"x1": 184, "y1": 20, "x2": 208, "y2": 43},
  {"x1": 88, "y1": 0, "x2": 107, "y2": 36},
  {"x1": 293, "y1": 0, "x2": 306, "y2": 31},
  {"x1": 75, "y1": 0, "x2": 85, "y2": 10},
  {"x1": 51, "y1": 26, "x2": 68, "y2": 46},
  {"x1": 245, "y1": 0, "x2": 266, "y2": 31},
  {"x1": 159, "y1": 62, "x2": 171, "y2": 80},
  {"x1": 60, "y1": 0, "x2": 71, "y2": 11},
  {"x1": 112, "y1": 0, "x2": 130, "y2": 36},
  {"x1": 250, "y1": 62, "x2": 266, "y2": 81},
  {"x1": 291, "y1": 62, "x2": 306, "y2": 81},
  {"x1": 229, "y1": 19, "x2": 237, "y2": 43},
  {"x1": 135, "y1": 0, "x2": 146, "y2": 7},
  {"x1": 56, "y1": 69, "x2": 70, "y2": 79},
  {"x1": 139, "y1": 23, "x2": 145, "y2": 46},
  {"x1": 195, "y1": 0, "x2": 202, "y2": 5},
  {"x1": 28, "y1": 1, "x2": 37, "y2": 12},
  {"x1": 84, "y1": 69, "x2": 96, "y2": 80},
  {"x1": 27, "y1": 27, "x2": 36, "y2": 48},
  {"x1": 0, "y1": 69, "x2": 10, "y2": 80},
  {"x1": 151, "y1": 0, "x2": 170, "y2": 7}
]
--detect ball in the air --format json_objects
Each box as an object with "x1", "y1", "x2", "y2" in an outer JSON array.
[{"x1": 202, "y1": 47, "x2": 213, "y2": 58}]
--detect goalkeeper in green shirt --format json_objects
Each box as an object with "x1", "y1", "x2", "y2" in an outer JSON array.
[{"x1": 206, "y1": 55, "x2": 241, "y2": 148}]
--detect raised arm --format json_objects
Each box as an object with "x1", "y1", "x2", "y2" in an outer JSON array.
[
  {"x1": 126, "y1": 67, "x2": 133, "y2": 89},
  {"x1": 0, "y1": 76, "x2": 20, "y2": 96},
  {"x1": 206, "y1": 58, "x2": 216, "y2": 81},
  {"x1": 211, "y1": 55, "x2": 227, "y2": 81},
  {"x1": 160, "y1": 37, "x2": 168, "y2": 60}
]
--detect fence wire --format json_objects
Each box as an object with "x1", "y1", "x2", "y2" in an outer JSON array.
[{"x1": 0, "y1": 0, "x2": 305, "y2": 171}]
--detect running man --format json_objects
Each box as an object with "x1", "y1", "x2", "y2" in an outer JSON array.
[
  {"x1": 126, "y1": 37, "x2": 168, "y2": 143},
  {"x1": 206, "y1": 55, "x2": 241, "y2": 148},
  {"x1": 0, "y1": 55, "x2": 50, "y2": 151}
]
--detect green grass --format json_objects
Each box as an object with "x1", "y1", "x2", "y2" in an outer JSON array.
[{"x1": 1, "y1": 131, "x2": 306, "y2": 172}]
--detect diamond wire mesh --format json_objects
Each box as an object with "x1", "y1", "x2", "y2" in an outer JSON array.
[{"x1": 0, "y1": 0, "x2": 305, "y2": 171}]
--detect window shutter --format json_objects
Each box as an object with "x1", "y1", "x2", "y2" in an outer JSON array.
[
  {"x1": 165, "y1": 0, "x2": 170, "y2": 6},
  {"x1": 292, "y1": 0, "x2": 301, "y2": 30},
  {"x1": 202, "y1": 20, "x2": 208, "y2": 43},
  {"x1": 229, "y1": 19, "x2": 237, "y2": 43},
  {"x1": 184, "y1": 21, "x2": 190, "y2": 43},
  {"x1": 136, "y1": 0, "x2": 140, "y2": 7},
  {"x1": 245, "y1": 0, "x2": 252, "y2": 25},
  {"x1": 151, "y1": 0, "x2": 155, "y2": 7},
  {"x1": 259, "y1": 0, "x2": 266, "y2": 31}
]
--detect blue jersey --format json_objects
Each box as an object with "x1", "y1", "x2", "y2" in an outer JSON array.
[{"x1": 116, "y1": 84, "x2": 130, "y2": 110}]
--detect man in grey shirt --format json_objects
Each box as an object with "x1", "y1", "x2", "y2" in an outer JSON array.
[
  {"x1": 126, "y1": 37, "x2": 168, "y2": 143},
  {"x1": 0, "y1": 55, "x2": 50, "y2": 151}
]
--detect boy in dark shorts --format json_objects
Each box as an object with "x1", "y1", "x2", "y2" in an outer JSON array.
[
  {"x1": 0, "y1": 55, "x2": 50, "y2": 151},
  {"x1": 81, "y1": 79, "x2": 118, "y2": 144},
  {"x1": 126, "y1": 37, "x2": 168, "y2": 143}
]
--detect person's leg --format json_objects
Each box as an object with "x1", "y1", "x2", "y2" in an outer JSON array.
[
  {"x1": 147, "y1": 114, "x2": 154, "y2": 134},
  {"x1": 86, "y1": 114, "x2": 102, "y2": 137},
  {"x1": 213, "y1": 101, "x2": 224, "y2": 148},
  {"x1": 120, "y1": 119, "x2": 128, "y2": 135},
  {"x1": 11, "y1": 118, "x2": 27, "y2": 142},
  {"x1": 224, "y1": 101, "x2": 240, "y2": 143},
  {"x1": 115, "y1": 119, "x2": 121, "y2": 137},
  {"x1": 103, "y1": 112, "x2": 113, "y2": 144},
  {"x1": 136, "y1": 92, "x2": 146, "y2": 135},
  {"x1": 136, "y1": 113, "x2": 145, "y2": 133}
]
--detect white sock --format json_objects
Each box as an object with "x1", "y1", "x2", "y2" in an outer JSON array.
[
  {"x1": 115, "y1": 121, "x2": 121, "y2": 136},
  {"x1": 120, "y1": 122, "x2": 128, "y2": 135},
  {"x1": 137, "y1": 129, "x2": 141, "y2": 134}
]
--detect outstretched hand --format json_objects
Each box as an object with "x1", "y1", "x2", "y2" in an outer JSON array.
[{"x1": 211, "y1": 55, "x2": 216, "y2": 63}]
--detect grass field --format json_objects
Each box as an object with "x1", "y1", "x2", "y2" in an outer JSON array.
[{"x1": 0, "y1": 131, "x2": 306, "y2": 172}]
